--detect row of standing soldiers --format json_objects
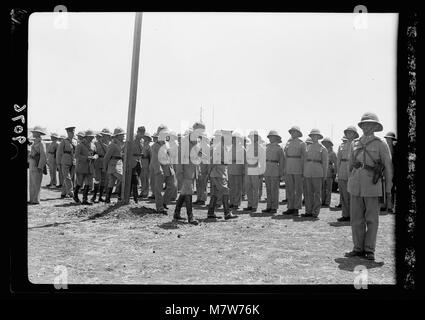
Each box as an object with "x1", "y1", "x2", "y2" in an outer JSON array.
[{"x1": 29, "y1": 112, "x2": 395, "y2": 260}]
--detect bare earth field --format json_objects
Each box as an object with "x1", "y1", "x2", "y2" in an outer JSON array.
[{"x1": 28, "y1": 173, "x2": 395, "y2": 285}]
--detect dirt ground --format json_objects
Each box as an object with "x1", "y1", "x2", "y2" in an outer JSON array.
[{"x1": 28, "y1": 173, "x2": 395, "y2": 285}]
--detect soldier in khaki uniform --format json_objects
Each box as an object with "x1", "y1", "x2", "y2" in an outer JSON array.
[
  {"x1": 167, "y1": 130, "x2": 179, "y2": 201},
  {"x1": 302, "y1": 129, "x2": 328, "y2": 218},
  {"x1": 130, "y1": 126, "x2": 145, "y2": 203},
  {"x1": 345, "y1": 113, "x2": 393, "y2": 261},
  {"x1": 321, "y1": 137, "x2": 337, "y2": 207},
  {"x1": 228, "y1": 131, "x2": 245, "y2": 210},
  {"x1": 262, "y1": 130, "x2": 285, "y2": 214},
  {"x1": 282, "y1": 126, "x2": 306, "y2": 216},
  {"x1": 173, "y1": 129, "x2": 200, "y2": 225},
  {"x1": 139, "y1": 132, "x2": 152, "y2": 198},
  {"x1": 192, "y1": 122, "x2": 209, "y2": 205},
  {"x1": 28, "y1": 126, "x2": 47, "y2": 204},
  {"x1": 56, "y1": 135, "x2": 65, "y2": 188},
  {"x1": 244, "y1": 131, "x2": 266, "y2": 212},
  {"x1": 335, "y1": 128, "x2": 359, "y2": 221},
  {"x1": 57, "y1": 126, "x2": 78, "y2": 198},
  {"x1": 74, "y1": 130, "x2": 96, "y2": 205},
  {"x1": 302, "y1": 136, "x2": 313, "y2": 205},
  {"x1": 383, "y1": 132, "x2": 396, "y2": 213},
  {"x1": 207, "y1": 130, "x2": 238, "y2": 220},
  {"x1": 91, "y1": 128, "x2": 112, "y2": 203},
  {"x1": 148, "y1": 132, "x2": 159, "y2": 200},
  {"x1": 103, "y1": 128, "x2": 125, "y2": 203},
  {"x1": 46, "y1": 133, "x2": 60, "y2": 188}
]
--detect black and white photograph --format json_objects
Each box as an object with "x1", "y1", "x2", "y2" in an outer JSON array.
[{"x1": 16, "y1": 9, "x2": 412, "y2": 290}]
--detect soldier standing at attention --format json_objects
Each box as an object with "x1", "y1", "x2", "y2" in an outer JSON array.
[
  {"x1": 282, "y1": 126, "x2": 306, "y2": 216},
  {"x1": 173, "y1": 129, "x2": 199, "y2": 225},
  {"x1": 302, "y1": 136, "x2": 313, "y2": 206},
  {"x1": 28, "y1": 126, "x2": 47, "y2": 204},
  {"x1": 345, "y1": 113, "x2": 393, "y2": 261},
  {"x1": 46, "y1": 133, "x2": 60, "y2": 188},
  {"x1": 207, "y1": 130, "x2": 238, "y2": 220},
  {"x1": 139, "y1": 132, "x2": 152, "y2": 199},
  {"x1": 333, "y1": 136, "x2": 348, "y2": 209},
  {"x1": 167, "y1": 130, "x2": 179, "y2": 201},
  {"x1": 335, "y1": 128, "x2": 359, "y2": 221},
  {"x1": 130, "y1": 126, "x2": 145, "y2": 203},
  {"x1": 56, "y1": 135, "x2": 65, "y2": 189},
  {"x1": 91, "y1": 128, "x2": 112, "y2": 202},
  {"x1": 383, "y1": 132, "x2": 397, "y2": 213},
  {"x1": 103, "y1": 128, "x2": 125, "y2": 203},
  {"x1": 153, "y1": 128, "x2": 177, "y2": 214},
  {"x1": 192, "y1": 122, "x2": 209, "y2": 205},
  {"x1": 74, "y1": 130, "x2": 96, "y2": 205},
  {"x1": 262, "y1": 130, "x2": 285, "y2": 214},
  {"x1": 302, "y1": 129, "x2": 328, "y2": 219},
  {"x1": 321, "y1": 137, "x2": 337, "y2": 207},
  {"x1": 244, "y1": 131, "x2": 266, "y2": 212},
  {"x1": 57, "y1": 126, "x2": 77, "y2": 199},
  {"x1": 228, "y1": 131, "x2": 245, "y2": 210},
  {"x1": 148, "y1": 132, "x2": 159, "y2": 200}
]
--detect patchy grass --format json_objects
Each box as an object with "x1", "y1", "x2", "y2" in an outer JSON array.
[{"x1": 28, "y1": 174, "x2": 395, "y2": 284}]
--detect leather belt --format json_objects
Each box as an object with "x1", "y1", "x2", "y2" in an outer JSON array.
[
  {"x1": 286, "y1": 155, "x2": 301, "y2": 158},
  {"x1": 353, "y1": 162, "x2": 374, "y2": 170},
  {"x1": 307, "y1": 159, "x2": 322, "y2": 163},
  {"x1": 112, "y1": 156, "x2": 122, "y2": 160}
]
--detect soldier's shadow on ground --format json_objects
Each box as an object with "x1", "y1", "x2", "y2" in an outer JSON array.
[
  {"x1": 158, "y1": 220, "x2": 188, "y2": 229},
  {"x1": 250, "y1": 212, "x2": 275, "y2": 218},
  {"x1": 329, "y1": 221, "x2": 351, "y2": 227},
  {"x1": 54, "y1": 202, "x2": 82, "y2": 208},
  {"x1": 292, "y1": 216, "x2": 320, "y2": 222},
  {"x1": 334, "y1": 257, "x2": 384, "y2": 272},
  {"x1": 271, "y1": 214, "x2": 295, "y2": 220}
]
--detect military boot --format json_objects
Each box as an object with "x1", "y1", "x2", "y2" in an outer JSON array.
[
  {"x1": 207, "y1": 195, "x2": 221, "y2": 219},
  {"x1": 73, "y1": 185, "x2": 81, "y2": 203},
  {"x1": 132, "y1": 181, "x2": 139, "y2": 204},
  {"x1": 91, "y1": 183, "x2": 99, "y2": 203},
  {"x1": 186, "y1": 195, "x2": 198, "y2": 225},
  {"x1": 223, "y1": 195, "x2": 238, "y2": 220},
  {"x1": 105, "y1": 187, "x2": 112, "y2": 204},
  {"x1": 82, "y1": 186, "x2": 93, "y2": 205},
  {"x1": 173, "y1": 195, "x2": 186, "y2": 220},
  {"x1": 98, "y1": 186, "x2": 105, "y2": 202}
]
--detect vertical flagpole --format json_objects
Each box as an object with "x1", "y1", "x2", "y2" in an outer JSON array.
[{"x1": 122, "y1": 12, "x2": 143, "y2": 204}]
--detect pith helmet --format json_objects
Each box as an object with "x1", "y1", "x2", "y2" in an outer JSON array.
[
  {"x1": 77, "y1": 131, "x2": 85, "y2": 138},
  {"x1": 192, "y1": 121, "x2": 206, "y2": 131},
  {"x1": 84, "y1": 130, "x2": 95, "y2": 137},
  {"x1": 156, "y1": 124, "x2": 168, "y2": 135},
  {"x1": 308, "y1": 128, "x2": 323, "y2": 140},
  {"x1": 213, "y1": 129, "x2": 222, "y2": 137},
  {"x1": 112, "y1": 127, "x2": 125, "y2": 137},
  {"x1": 358, "y1": 112, "x2": 383, "y2": 132},
  {"x1": 321, "y1": 137, "x2": 333, "y2": 146},
  {"x1": 50, "y1": 132, "x2": 60, "y2": 139},
  {"x1": 143, "y1": 132, "x2": 152, "y2": 141},
  {"x1": 305, "y1": 137, "x2": 313, "y2": 145},
  {"x1": 384, "y1": 131, "x2": 397, "y2": 141},
  {"x1": 343, "y1": 126, "x2": 359, "y2": 139},
  {"x1": 288, "y1": 126, "x2": 302, "y2": 137},
  {"x1": 100, "y1": 128, "x2": 112, "y2": 136},
  {"x1": 267, "y1": 130, "x2": 281, "y2": 139},
  {"x1": 168, "y1": 130, "x2": 178, "y2": 139},
  {"x1": 30, "y1": 126, "x2": 47, "y2": 135},
  {"x1": 158, "y1": 128, "x2": 170, "y2": 142}
]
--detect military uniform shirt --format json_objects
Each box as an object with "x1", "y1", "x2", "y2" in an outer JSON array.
[
  {"x1": 264, "y1": 142, "x2": 284, "y2": 177},
  {"x1": 303, "y1": 142, "x2": 328, "y2": 178},
  {"x1": 57, "y1": 138, "x2": 77, "y2": 166},
  {"x1": 337, "y1": 141, "x2": 351, "y2": 180},
  {"x1": 284, "y1": 137, "x2": 306, "y2": 174}
]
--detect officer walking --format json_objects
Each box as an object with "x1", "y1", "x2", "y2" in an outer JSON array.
[
  {"x1": 91, "y1": 128, "x2": 112, "y2": 202},
  {"x1": 74, "y1": 130, "x2": 96, "y2": 205},
  {"x1": 46, "y1": 133, "x2": 60, "y2": 188},
  {"x1": 345, "y1": 112, "x2": 393, "y2": 261},
  {"x1": 103, "y1": 128, "x2": 125, "y2": 203},
  {"x1": 57, "y1": 126, "x2": 78, "y2": 199},
  {"x1": 335, "y1": 127, "x2": 359, "y2": 221},
  {"x1": 173, "y1": 129, "x2": 200, "y2": 225},
  {"x1": 302, "y1": 129, "x2": 328, "y2": 219},
  {"x1": 244, "y1": 130, "x2": 266, "y2": 212},
  {"x1": 228, "y1": 131, "x2": 245, "y2": 210},
  {"x1": 262, "y1": 130, "x2": 285, "y2": 214},
  {"x1": 139, "y1": 132, "x2": 152, "y2": 199},
  {"x1": 282, "y1": 126, "x2": 306, "y2": 216},
  {"x1": 28, "y1": 126, "x2": 47, "y2": 204},
  {"x1": 321, "y1": 137, "x2": 337, "y2": 207},
  {"x1": 207, "y1": 130, "x2": 238, "y2": 220}
]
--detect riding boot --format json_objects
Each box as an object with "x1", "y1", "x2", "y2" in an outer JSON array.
[
  {"x1": 223, "y1": 194, "x2": 237, "y2": 219},
  {"x1": 82, "y1": 186, "x2": 92, "y2": 205},
  {"x1": 207, "y1": 195, "x2": 221, "y2": 219},
  {"x1": 98, "y1": 186, "x2": 105, "y2": 202},
  {"x1": 173, "y1": 194, "x2": 186, "y2": 220},
  {"x1": 186, "y1": 195, "x2": 198, "y2": 225},
  {"x1": 91, "y1": 183, "x2": 99, "y2": 203},
  {"x1": 73, "y1": 185, "x2": 81, "y2": 203},
  {"x1": 105, "y1": 187, "x2": 112, "y2": 204}
]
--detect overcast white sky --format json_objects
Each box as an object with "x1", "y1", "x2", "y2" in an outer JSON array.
[{"x1": 28, "y1": 12, "x2": 398, "y2": 143}]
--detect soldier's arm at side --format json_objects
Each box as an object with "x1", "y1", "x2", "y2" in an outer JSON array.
[
  {"x1": 56, "y1": 141, "x2": 64, "y2": 166},
  {"x1": 348, "y1": 141, "x2": 355, "y2": 173},
  {"x1": 322, "y1": 147, "x2": 329, "y2": 178},
  {"x1": 38, "y1": 142, "x2": 47, "y2": 169},
  {"x1": 103, "y1": 144, "x2": 113, "y2": 170},
  {"x1": 279, "y1": 147, "x2": 285, "y2": 178},
  {"x1": 380, "y1": 140, "x2": 393, "y2": 191}
]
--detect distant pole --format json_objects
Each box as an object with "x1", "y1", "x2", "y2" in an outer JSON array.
[{"x1": 122, "y1": 12, "x2": 143, "y2": 204}]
